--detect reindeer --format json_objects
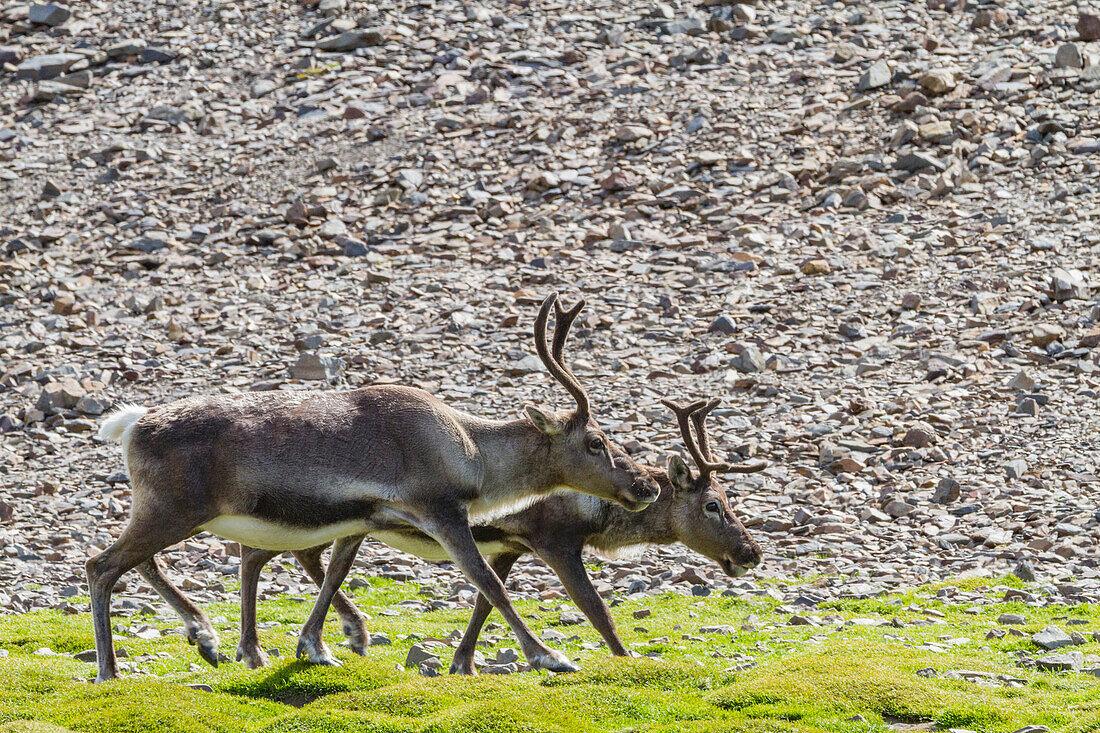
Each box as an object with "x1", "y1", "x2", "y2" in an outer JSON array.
[
  {"x1": 89, "y1": 294, "x2": 660, "y2": 682},
  {"x1": 222, "y1": 397, "x2": 764, "y2": 673}
]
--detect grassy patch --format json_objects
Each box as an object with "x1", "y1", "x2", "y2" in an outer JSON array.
[{"x1": 0, "y1": 576, "x2": 1096, "y2": 732}]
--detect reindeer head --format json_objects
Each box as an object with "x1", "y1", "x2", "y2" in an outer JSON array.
[
  {"x1": 660, "y1": 398, "x2": 764, "y2": 577},
  {"x1": 525, "y1": 293, "x2": 659, "y2": 511}
]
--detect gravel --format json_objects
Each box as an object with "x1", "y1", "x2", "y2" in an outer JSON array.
[{"x1": 2, "y1": 0, "x2": 1100, "y2": 621}]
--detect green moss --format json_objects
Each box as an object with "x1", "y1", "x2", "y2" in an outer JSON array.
[{"x1": 0, "y1": 575, "x2": 1097, "y2": 732}]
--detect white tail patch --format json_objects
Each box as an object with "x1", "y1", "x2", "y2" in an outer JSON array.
[
  {"x1": 98, "y1": 405, "x2": 148, "y2": 474},
  {"x1": 97, "y1": 405, "x2": 148, "y2": 442}
]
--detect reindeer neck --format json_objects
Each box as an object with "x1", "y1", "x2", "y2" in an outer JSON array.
[
  {"x1": 590, "y1": 480, "x2": 678, "y2": 550},
  {"x1": 463, "y1": 416, "x2": 558, "y2": 498}
]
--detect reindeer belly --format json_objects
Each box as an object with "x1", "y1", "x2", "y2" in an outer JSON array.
[
  {"x1": 369, "y1": 529, "x2": 518, "y2": 562},
  {"x1": 199, "y1": 516, "x2": 371, "y2": 551}
]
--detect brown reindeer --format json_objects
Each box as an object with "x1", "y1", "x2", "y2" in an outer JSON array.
[
  {"x1": 90, "y1": 294, "x2": 659, "y2": 682},
  {"x1": 221, "y1": 397, "x2": 763, "y2": 672}
]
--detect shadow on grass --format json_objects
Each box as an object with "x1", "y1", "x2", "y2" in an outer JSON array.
[{"x1": 215, "y1": 658, "x2": 405, "y2": 708}]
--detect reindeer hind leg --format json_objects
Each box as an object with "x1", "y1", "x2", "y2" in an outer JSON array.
[
  {"x1": 137, "y1": 556, "x2": 220, "y2": 667},
  {"x1": 87, "y1": 509, "x2": 199, "y2": 682}
]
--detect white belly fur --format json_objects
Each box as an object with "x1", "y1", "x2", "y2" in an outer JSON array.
[
  {"x1": 369, "y1": 530, "x2": 512, "y2": 563},
  {"x1": 199, "y1": 515, "x2": 370, "y2": 551},
  {"x1": 468, "y1": 485, "x2": 569, "y2": 524}
]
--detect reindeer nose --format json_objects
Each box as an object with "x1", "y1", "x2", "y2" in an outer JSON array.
[
  {"x1": 631, "y1": 476, "x2": 660, "y2": 505},
  {"x1": 738, "y1": 544, "x2": 763, "y2": 569}
]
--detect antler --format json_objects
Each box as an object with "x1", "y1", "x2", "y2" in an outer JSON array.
[
  {"x1": 689, "y1": 398, "x2": 768, "y2": 475},
  {"x1": 663, "y1": 397, "x2": 767, "y2": 478},
  {"x1": 689, "y1": 398, "x2": 722, "y2": 462},
  {"x1": 660, "y1": 398, "x2": 711, "y2": 475},
  {"x1": 534, "y1": 293, "x2": 590, "y2": 421}
]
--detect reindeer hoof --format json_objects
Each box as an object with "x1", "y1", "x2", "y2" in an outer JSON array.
[
  {"x1": 529, "y1": 650, "x2": 578, "y2": 674},
  {"x1": 197, "y1": 641, "x2": 220, "y2": 668},
  {"x1": 236, "y1": 645, "x2": 269, "y2": 669},
  {"x1": 341, "y1": 620, "x2": 367, "y2": 656},
  {"x1": 187, "y1": 626, "x2": 220, "y2": 667},
  {"x1": 297, "y1": 637, "x2": 340, "y2": 666},
  {"x1": 448, "y1": 659, "x2": 477, "y2": 676},
  {"x1": 94, "y1": 669, "x2": 119, "y2": 684}
]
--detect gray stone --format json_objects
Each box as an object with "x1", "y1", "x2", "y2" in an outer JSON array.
[
  {"x1": 1013, "y1": 560, "x2": 1037, "y2": 582},
  {"x1": 1036, "y1": 651, "x2": 1082, "y2": 672},
  {"x1": 405, "y1": 643, "x2": 442, "y2": 668},
  {"x1": 709, "y1": 315, "x2": 737, "y2": 335},
  {"x1": 1054, "y1": 44, "x2": 1083, "y2": 69},
  {"x1": 883, "y1": 499, "x2": 914, "y2": 518},
  {"x1": 858, "y1": 60, "x2": 891, "y2": 90},
  {"x1": 1005, "y1": 460, "x2": 1028, "y2": 480},
  {"x1": 105, "y1": 40, "x2": 144, "y2": 59},
  {"x1": 1016, "y1": 398, "x2": 1040, "y2": 417},
  {"x1": 127, "y1": 233, "x2": 171, "y2": 253},
  {"x1": 894, "y1": 153, "x2": 945, "y2": 172},
  {"x1": 1079, "y1": 13, "x2": 1100, "y2": 41},
  {"x1": 559, "y1": 611, "x2": 585, "y2": 625},
  {"x1": 1007, "y1": 370, "x2": 1036, "y2": 392},
  {"x1": 28, "y1": 4, "x2": 71, "y2": 26},
  {"x1": 0, "y1": 46, "x2": 22, "y2": 65},
  {"x1": 140, "y1": 47, "x2": 176, "y2": 64},
  {"x1": 252, "y1": 79, "x2": 277, "y2": 97},
  {"x1": 37, "y1": 379, "x2": 85, "y2": 411},
  {"x1": 932, "y1": 478, "x2": 960, "y2": 504},
  {"x1": 997, "y1": 613, "x2": 1025, "y2": 625},
  {"x1": 315, "y1": 29, "x2": 386, "y2": 52},
  {"x1": 1032, "y1": 626, "x2": 1072, "y2": 651},
  {"x1": 1050, "y1": 268, "x2": 1088, "y2": 301},
  {"x1": 75, "y1": 395, "x2": 111, "y2": 416},
  {"x1": 16, "y1": 53, "x2": 82, "y2": 81},
  {"x1": 733, "y1": 345, "x2": 766, "y2": 373},
  {"x1": 289, "y1": 352, "x2": 345, "y2": 381}
]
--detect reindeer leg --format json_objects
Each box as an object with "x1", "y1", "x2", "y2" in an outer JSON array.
[
  {"x1": 136, "y1": 556, "x2": 220, "y2": 667},
  {"x1": 87, "y1": 511, "x2": 199, "y2": 682},
  {"x1": 236, "y1": 545, "x2": 280, "y2": 668},
  {"x1": 292, "y1": 544, "x2": 368, "y2": 655},
  {"x1": 450, "y1": 552, "x2": 522, "y2": 675},
  {"x1": 538, "y1": 547, "x2": 630, "y2": 657},
  {"x1": 295, "y1": 535, "x2": 363, "y2": 666},
  {"x1": 421, "y1": 510, "x2": 577, "y2": 673}
]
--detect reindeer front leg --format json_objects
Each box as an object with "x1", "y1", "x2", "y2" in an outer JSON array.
[
  {"x1": 450, "y1": 552, "x2": 523, "y2": 675},
  {"x1": 537, "y1": 546, "x2": 630, "y2": 657},
  {"x1": 420, "y1": 508, "x2": 578, "y2": 673}
]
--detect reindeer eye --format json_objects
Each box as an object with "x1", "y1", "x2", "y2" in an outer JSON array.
[
  {"x1": 705, "y1": 501, "x2": 720, "y2": 513},
  {"x1": 587, "y1": 436, "x2": 605, "y2": 454}
]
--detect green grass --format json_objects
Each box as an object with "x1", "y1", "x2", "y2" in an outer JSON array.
[{"x1": 0, "y1": 576, "x2": 1097, "y2": 732}]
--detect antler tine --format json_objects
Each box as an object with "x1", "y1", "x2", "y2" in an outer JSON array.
[
  {"x1": 551, "y1": 298, "x2": 585, "y2": 367},
  {"x1": 689, "y1": 398, "x2": 722, "y2": 462},
  {"x1": 660, "y1": 398, "x2": 709, "y2": 473},
  {"x1": 533, "y1": 293, "x2": 590, "y2": 420}
]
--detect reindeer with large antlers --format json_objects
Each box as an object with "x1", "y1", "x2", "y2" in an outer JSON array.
[
  {"x1": 90, "y1": 294, "x2": 659, "y2": 682},
  {"x1": 225, "y1": 397, "x2": 765, "y2": 673}
]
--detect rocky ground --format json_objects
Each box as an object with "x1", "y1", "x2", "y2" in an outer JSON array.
[{"x1": 2, "y1": 0, "x2": 1100, "y2": 622}]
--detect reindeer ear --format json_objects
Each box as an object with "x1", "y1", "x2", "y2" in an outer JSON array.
[
  {"x1": 525, "y1": 405, "x2": 565, "y2": 435},
  {"x1": 667, "y1": 454, "x2": 695, "y2": 492}
]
